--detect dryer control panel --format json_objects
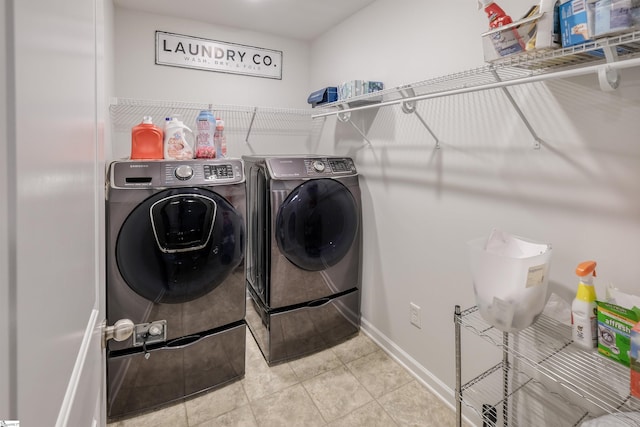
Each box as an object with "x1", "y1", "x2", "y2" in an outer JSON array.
[
  {"x1": 109, "y1": 159, "x2": 245, "y2": 189},
  {"x1": 267, "y1": 157, "x2": 357, "y2": 179}
]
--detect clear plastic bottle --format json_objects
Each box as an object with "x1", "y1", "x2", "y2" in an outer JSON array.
[
  {"x1": 195, "y1": 110, "x2": 216, "y2": 159},
  {"x1": 571, "y1": 260, "x2": 598, "y2": 349},
  {"x1": 130, "y1": 116, "x2": 163, "y2": 160},
  {"x1": 214, "y1": 118, "x2": 227, "y2": 158}
]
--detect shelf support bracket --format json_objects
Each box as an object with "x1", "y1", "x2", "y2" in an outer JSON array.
[
  {"x1": 337, "y1": 105, "x2": 372, "y2": 146},
  {"x1": 245, "y1": 107, "x2": 258, "y2": 143},
  {"x1": 400, "y1": 87, "x2": 441, "y2": 149},
  {"x1": 490, "y1": 69, "x2": 543, "y2": 150},
  {"x1": 598, "y1": 45, "x2": 621, "y2": 91}
]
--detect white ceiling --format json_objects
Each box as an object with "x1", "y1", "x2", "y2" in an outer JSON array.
[{"x1": 113, "y1": 0, "x2": 378, "y2": 41}]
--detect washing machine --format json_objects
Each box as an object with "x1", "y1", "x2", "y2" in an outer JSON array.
[
  {"x1": 105, "y1": 159, "x2": 246, "y2": 421},
  {"x1": 243, "y1": 155, "x2": 362, "y2": 365}
]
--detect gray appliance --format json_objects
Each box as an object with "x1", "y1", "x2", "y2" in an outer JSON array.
[
  {"x1": 243, "y1": 155, "x2": 362, "y2": 365},
  {"x1": 105, "y1": 159, "x2": 246, "y2": 421}
]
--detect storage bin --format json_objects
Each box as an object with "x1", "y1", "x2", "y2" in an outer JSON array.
[
  {"x1": 482, "y1": 10, "x2": 560, "y2": 62},
  {"x1": 468, "y1": 234, "x2": 552, "y2": 332}
]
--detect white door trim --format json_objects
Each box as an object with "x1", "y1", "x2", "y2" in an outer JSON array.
[{"x1": 55, "y1": 308, "x2": 100, "y2": 427}]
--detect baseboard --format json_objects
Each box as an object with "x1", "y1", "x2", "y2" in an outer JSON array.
[{"x1": 359, "y1": 317, "x2": 457, "y2": 412}]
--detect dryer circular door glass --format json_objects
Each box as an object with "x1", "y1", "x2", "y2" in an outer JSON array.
[
  {"x1": 276, "y1": 178, "x2": 358, "y2": 271},
  {"x1": 116, "y1": 187, "x2": 244, "y2": 303}
]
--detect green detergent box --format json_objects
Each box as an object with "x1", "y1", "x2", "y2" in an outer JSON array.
[{"x1": 596, "y1": 301, "x2": 640, "y2": 366}]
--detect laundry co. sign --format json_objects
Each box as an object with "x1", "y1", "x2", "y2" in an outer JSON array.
[{"x1": 156, "y1": 31, "x2": 282, "y2": 79}]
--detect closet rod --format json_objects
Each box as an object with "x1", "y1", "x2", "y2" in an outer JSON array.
[{"x1": 312, "y1": 57, "x2": 640, "y2": 119}]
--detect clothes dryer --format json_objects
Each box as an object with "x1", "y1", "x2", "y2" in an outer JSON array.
[
  {"x1": 243, "y1": 155, "x2": 361, "y2": 365},
  {"x1": 105, "y1": 159, "x2": 246, "y2": 421}
]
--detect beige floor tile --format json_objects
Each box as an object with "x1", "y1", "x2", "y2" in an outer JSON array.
[
  {"x1": 242, "y1": 349, "x2": 299, "y2": 402},
  {"x1": 378, "y1": 380, "x2": 457, "y2": 427},
  {"x1": 288, "y1": 347, "x2": 344, "y2": 381},
  {"x1": 331, "y1": 333, "x2": 379, "y2": 364},
  {"x1": 190, "y1": 404, "x2": 258, "y2": 427},
  {"x1": 109, "y1": 330, "x2": 462, "y2": 427},
  {"x1": 347, "y1": 350, "x2": 414, "y2": 398},
  {"x1": 302, "y1": 365, "x2": 373, "y2": 422},
  {"x1": 118, "y1": 402, "x2": 188, "y2": 427},
  {"x1": 185, "y1": 381, "x2": 248, "y2": 426},
  {"x1": 326, "y1": 401, "x2": 397, "y2": 427},
  {"x1": 250, "y1": 383, "x2": 325, "y2": 427}
]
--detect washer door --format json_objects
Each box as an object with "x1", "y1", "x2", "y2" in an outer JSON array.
[
  {"x1": 116, "y1": 188, "x2": 244, "y2": 303},
  {"x1": 275, "y1": 179, "x2": 358, "y2": 271}
]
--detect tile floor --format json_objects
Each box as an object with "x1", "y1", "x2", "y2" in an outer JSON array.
[{"x1": 107, "y1": 330, "x2": 459, "y2": 427}]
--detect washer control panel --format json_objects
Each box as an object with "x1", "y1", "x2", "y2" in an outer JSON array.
[{"x1": 110, "y1": 159, "x2": 245, "y2": 189}]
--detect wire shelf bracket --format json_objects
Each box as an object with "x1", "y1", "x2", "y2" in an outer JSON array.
[
  {"x1": 245, "y1": 106, "x2": 258, "y2": 143},
  {"x1": 490, "y1": 68, "x2": 544, "y2": 150},
  {"x1": 400, "y1": 87, "x2": 441, "y2": 149},
  {"x1": 337, "y1": 105, "x2": 372, "y2": 146}
]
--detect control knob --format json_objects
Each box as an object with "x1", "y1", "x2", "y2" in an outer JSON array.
[
  {"x1": 175, "y1": 165, "x2": 193, "y2": 180},
  {"x1": 312, "y1": 160, "x2": 326, "y2": 172}
]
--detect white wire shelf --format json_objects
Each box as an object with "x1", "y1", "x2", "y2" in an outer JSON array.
[
  {"x1": 456, "y1": 306, "x2": 640, "y2": 426},
  {"x1": 110, "y1": 98, "x2": 320, "y2": 141},
  {"x1": 460, "y1": 361, "x2": 593, "y2": 426},
  {"x1": 314, "y1": 30, "x2": 640, "y2": 119}
]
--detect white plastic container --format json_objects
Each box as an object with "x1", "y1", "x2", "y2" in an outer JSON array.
[
  {"x1": 468, "y1": 231, "x2": 552, "y2": 332},
  {"x1": 164, "y1": 117, "x2": 194, "y2": 160}
]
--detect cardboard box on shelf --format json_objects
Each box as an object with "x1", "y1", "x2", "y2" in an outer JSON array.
[
  {"x1": 596, "y1": 301, "x2": 640, "y2": 367},
  {"x1": 631, "y1": 322, "x2": 640, "y2": 398},
  {"x1": 560, "y1": 0, "x2": 592, "y2": 47},
  {"x1": 307, "y1": 87, "x2": 338, "y2": 108},
  {"x1": 337, "y1": 80, "x2": 384, "y2": 102}
]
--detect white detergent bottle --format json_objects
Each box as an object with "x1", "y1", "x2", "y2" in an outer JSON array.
[
  {"x1": 571, "y1": 260, "x2": 598, "y2": 349},
  {"x1": 164, "y1": 116, "x2": 194, "y2": 160}
]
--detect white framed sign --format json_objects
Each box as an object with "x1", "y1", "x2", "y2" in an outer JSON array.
[{"x1": 156, "y1": 31, "x2": 283, "y2": 80}]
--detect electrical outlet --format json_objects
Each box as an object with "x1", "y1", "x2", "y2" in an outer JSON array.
[{"x1": 410, "y1": 302, "x2": 421, "y2": 328}]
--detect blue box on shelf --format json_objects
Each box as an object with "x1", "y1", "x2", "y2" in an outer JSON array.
[
  {"x1": 560, "y1": 0, "x2": 592, "y2": 47},
  {"x1": 307, "y1": 87, "x2": 338, "y2": 108}
]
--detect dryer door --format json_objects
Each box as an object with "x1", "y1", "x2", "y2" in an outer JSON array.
[
  {"x1": 275, "y1": 179, "x2": 358, "y2": 271},
  {"x1": 116, "y1": 187, "x2": 244, "y2": 303}
]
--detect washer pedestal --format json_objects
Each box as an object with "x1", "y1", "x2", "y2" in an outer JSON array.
[{"x1": 245, "y1": 287, "x2": 360, "y2": 365}]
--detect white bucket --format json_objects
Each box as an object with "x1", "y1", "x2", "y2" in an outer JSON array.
[{"x1": 468, "y1": 233, "x2": 552, "y2": 333}]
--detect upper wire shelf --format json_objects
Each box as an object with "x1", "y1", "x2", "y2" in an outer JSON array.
[{"x1": 314, "y1": 30, "x2": 640, "y2": 118}]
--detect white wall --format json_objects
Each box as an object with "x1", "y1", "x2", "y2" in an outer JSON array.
[
  {"x1": 114, "y1": 7, "x2": 309, "y2": 107},
  {"x1": 111, "y1": 7, "x2": 315, "y2": 161},
  {"x1": 309, "y1": 0, "x2": 640, "y2": 419},
  {"x1": 3, "y1": 0, "x2": 104, "y2": 424}
]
